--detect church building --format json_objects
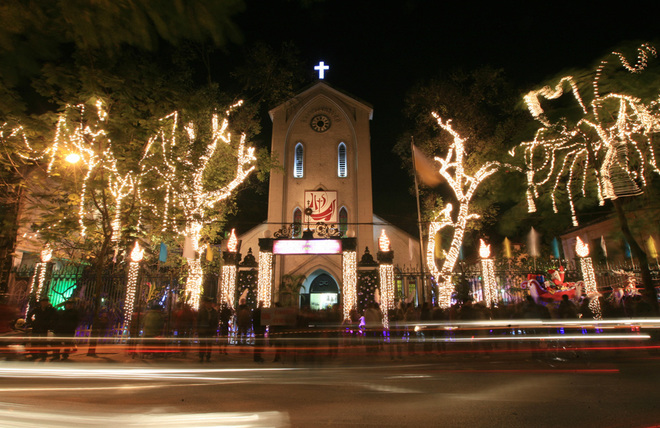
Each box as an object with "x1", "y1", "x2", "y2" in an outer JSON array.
[{"x1": 233, "y1": 69, "x2": 422, "y2": 312}]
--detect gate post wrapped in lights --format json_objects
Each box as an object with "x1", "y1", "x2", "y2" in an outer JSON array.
[
  {"x1": 25, "y1": 245, "x2": 52, "y2": 317},
  {"x1": 479, "y1": 239, "x2": 497, "y2": 308},
  {"x1": 575, "y1": 237, "x2": 602, "y2": 319},
  {"x1": 123, "y1": 241, "x2": 144, "y2": 336},
  {"x1": 220, "y1": 229, "x2": 239, "y2": 308},
  {"x1": 377, "y1": 230, "x2": 394, "y2": 329},
  {"x1": 341, "y1": 238, "x2": 358, "y2": 321},
  {"x1": 257, "y1": 238, "x2": 274, "y2": 308}
]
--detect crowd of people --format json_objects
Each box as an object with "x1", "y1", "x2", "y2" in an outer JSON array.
[{"x1": 3, "y1": 289, "x2": 658, "y2": 363}]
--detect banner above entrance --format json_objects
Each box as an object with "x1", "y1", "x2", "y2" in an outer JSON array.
[
  {"x1": 273, "y1": 239, "x2": 342, "y2": 254},
  {"x1": 305, "y1": 190, "x2": 337, "y2": 223}
]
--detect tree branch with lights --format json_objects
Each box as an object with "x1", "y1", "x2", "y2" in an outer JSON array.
[
  {"x1": 513, "y1": 43, "x2": 660, "y2": 307},
  {"x1": 140, "y1": 102, "x2": 256, "y2": 309},
  {"x1": 427, "y1": 112, "x2": 508, "y2": 308}
]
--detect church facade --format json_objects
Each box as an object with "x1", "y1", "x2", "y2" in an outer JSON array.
[{"x1": 234, "y1": 81, "x2": 422, "y2": 311}]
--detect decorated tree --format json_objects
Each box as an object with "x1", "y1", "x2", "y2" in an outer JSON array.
[
  {"x1": 513, "y1": 43, "x2": 660, "y2": 306},
  {"x1": 0, "y1": 0, "x2": 246, "y2": 294},
  {"x1": 395, "y1": 68, "x2": 525, "y2": 305},
  {"x1": 425, "y1": 113, "x2": 510, "y2": 308},
  {"x1": 140, "y1": 104, "x2": 256, "y2": 309}
]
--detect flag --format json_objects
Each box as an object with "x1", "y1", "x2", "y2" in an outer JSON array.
[
  {"x1": 412, "y1": 144, "x2": 442, "y2": 187},
  {"x1": 551, "y1": 237, "x2": 561, "y2": 259},
  {"x1": 159, "y1": 243, "x2": 168, "y2": 263},
  {"x1": 528, "y1": 227, "x2": 539, "y2": 258},
  {"x1": 624, "y1": 240, "x2": 631, "y2": 258},
  {"x1": 459, "y1": 245, "x2": 465, "y2": 261},
  {"x1": 600, "y1": 236, "x2": 607, "y2": 258},
  {"x1": 183, "y1": 236, "x2": 195, "y2": 259},
  {"x1": 647, "y1": 236, "x2": 658, "y2": 259},
  {"x1": 206, "y1": 245, "x2": 214, "y2": 261},
  {"x1": 503, "y1": 237, "x2": 512, "y2": 259}
]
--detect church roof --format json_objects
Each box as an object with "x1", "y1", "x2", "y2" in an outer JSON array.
[{"x1": 268, "y1": 81, "x2": 373, "y2": 121}]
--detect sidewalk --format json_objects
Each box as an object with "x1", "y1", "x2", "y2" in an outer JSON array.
[{"x1": 35, "y1": 339, "x2": 656, "y2": 368}]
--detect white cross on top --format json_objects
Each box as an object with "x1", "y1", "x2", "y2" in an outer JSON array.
[{"x1": 314, "y1": 61, "x2": 329, "y2": 79}]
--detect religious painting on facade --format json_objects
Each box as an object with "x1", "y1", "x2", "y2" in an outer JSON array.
[{"x1": 304, "y1": 190, "x2": 337, "y2": 223}]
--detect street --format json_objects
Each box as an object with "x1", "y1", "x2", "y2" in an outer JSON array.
[{"x1": 1, "y1": 345, "x2": 659, "y2": 428}]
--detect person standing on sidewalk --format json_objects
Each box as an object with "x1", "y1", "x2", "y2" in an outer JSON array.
[
  {"x1": 252, "y1": 301, "x2": 265, "y2": 363},
  {"x1": 52, "y1": 299, "x2": 80, "y2": 360},
  {"x1": 26, "y1": 297, "x2": 56, "y2": 361},
  {"x1": 218, "y1": 302, "x2": 233, "y2": 355},
  {"x1": 197, "y1": 297, "x2": 219, "y2": 362}
]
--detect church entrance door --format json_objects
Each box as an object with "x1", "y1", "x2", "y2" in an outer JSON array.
[{"x1": 306, "y1": 272, "x2": 339, "y2": 310}]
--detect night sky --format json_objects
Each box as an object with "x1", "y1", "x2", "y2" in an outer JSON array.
[{"x1": 227, "y1": 0, "x2": 658, "y2": 235}]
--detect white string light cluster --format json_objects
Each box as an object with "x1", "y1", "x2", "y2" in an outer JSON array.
[
  {"x1": 425, "y1": 113, "x2": 503, "y2": 308},
  {"x1": 7, "y1": 98, "x2": 256, "y2": 311},
  {"x1": 341, "y1": 249, "x2": 357, "y2": 321},
  {"x1": 379, "y1": 264, "x2": 394, "y2": 329},
  {"x1": 140, "y1": 101, "x2": 256, "y2": 309},
  {"x1": 220, "y1": 264, "x2": 237, "y2": 308},
  {"x1": 220, "y1": 229, "x2": 238, "y2": 307},
  {"x1": 24, "y1": 246, "x2": 52, "y2": 317},
  {"x1": 10, "y1": 101, "x2": 138, "y2": 244},
  {"x1": 479, "y1": 239, "x2": 498, "y2": 308},
  {"x1": 515, "y1": 44, "x2": 660, "y2": 226},
  {"x1": 123, "y1": 241, "x2": 144, "y2": 336},
  {"x1": 378, "y1": 231, "x2": 394, "y2": 329},
  {"x1": 257, "y1": 250, "x2": 273, "y2": 308},
  {"x1": 575, "y1": 237, "x2": 602, "y2": 319}
]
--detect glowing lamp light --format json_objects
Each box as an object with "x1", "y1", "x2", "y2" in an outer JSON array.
[
  {"x1": 130, "y1": 241, "x2": 144, "y2": 262},
  {"x1": 575, "y1": 236, "x2": 590, "y2": 258},
  {"x1": 227, "y1": 229, "x2": 238, "y2": 252},
  {"x1": 40, "y1": 246, "x2": 52, "y2": 263},
  {"x1": 65, "y1": 153, "x2": 80, "y2": 164},
  {"x1": 379, "y1": 230, "x2": 391, "y2": 252},
  {"x1": 479, "y1": 239, "x2": 491, "y2": 259}
]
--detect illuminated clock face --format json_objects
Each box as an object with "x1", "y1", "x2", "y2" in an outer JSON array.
[{"x1": 310, "y1": 115, "x2": 331, "y2": 132}]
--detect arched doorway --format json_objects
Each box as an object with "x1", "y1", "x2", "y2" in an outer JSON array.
[{"x1": 302, "y1": 270, "x2": 340, "y2": 310}]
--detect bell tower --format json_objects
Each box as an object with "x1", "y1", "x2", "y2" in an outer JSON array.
[{"x1": 267, "y1": 80, "x2": 374, "y2": 254}]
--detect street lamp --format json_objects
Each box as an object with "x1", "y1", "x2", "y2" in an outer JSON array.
[{"x1": 65, "y1": 153, "x2": 81, "y2": 164}]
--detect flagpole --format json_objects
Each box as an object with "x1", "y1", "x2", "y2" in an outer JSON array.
[{"x1": 411, "y1": 137, "x2": 428, "y2": 305}]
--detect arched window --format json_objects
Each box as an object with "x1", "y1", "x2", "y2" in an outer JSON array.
[
  {"x1": 293, "y1": 207, "x2": 302, "y2": 238},
  {"x1": 337, "y1": 142, "x2": 347, "y2": 177},
  {"x1": 294, "y1": 143, "x2": 304, "y2": 178},
  {"x1": 339, "y1": 207, "x2": 348, "y2": 235}
]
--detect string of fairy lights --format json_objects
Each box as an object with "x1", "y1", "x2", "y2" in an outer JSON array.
[
  {"x1": 479, "y1": 239, "x2": 497, "y2": 308},
  {"x1": 575, "y1": 237, "x2": 603, "y2": 319},
  {"x1": 257, "y1": 250, "x2": 273, "y2": 308},
  {"x1": 220, "y1": 229, "x2": 238, "y2": 308},
  {"x1": 515, "y1": 43, "x2": 660, "y2": 227},
  {"x1": 426, "y1": 112, "x2": 504, "y2": 308},
  {"x1": 140, "y1": 101, "x2": 256, "y2": 309},
  {"x1": 24, "y1": 246, "x2": 52, "y2": 317},
  {"x1": 7, "y1": 96, "x2": 256, "y2": 312},
  {"x1": 341, "y1": 249, "x2": 357, "y2": 321},
  {"x1": 378, "y1": 230, "x2": 394, "y2": 329},
  {"x1": 122, "y1": 241, "x2": 144, "y2": 336}
]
